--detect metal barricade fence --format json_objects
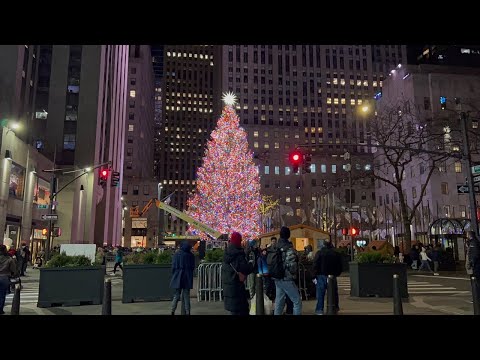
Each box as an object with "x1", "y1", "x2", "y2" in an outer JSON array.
[
  {"x1": 297, "y1": 263, "x2": 309, "y2": 300},
  {"x1": 197, "y1": 262, "x2": 223, "y2": 302}
]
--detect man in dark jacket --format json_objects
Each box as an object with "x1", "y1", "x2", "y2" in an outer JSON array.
[
  {"x1": 20, "y1": 243, "x2": 30, "y2": 276},
  {"x1": 170, "y1": 241, "x2": 195, "y2": 315},
  {"x1": 313, "y1": 240, "x2": 342, "y2": 315},
  {"x1": 272, "y1": 226, "x2": 302, "y2": 315},
  {"x1": 410, "y1": 245, "x2": 419, "y2": 270},
  {"x1": 0, "y1": 245, "x2": 18, "y2": 315},
  {"x1": 222, "y1": 232, "x2": 254, "y2": 315},
  {"x1": 431, "y1": 245, "x2": 441, "y2": 275}
]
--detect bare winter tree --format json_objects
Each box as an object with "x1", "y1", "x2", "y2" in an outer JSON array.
[{"x1": 370, "y1": 99, "x2": 451, "y2": 252}]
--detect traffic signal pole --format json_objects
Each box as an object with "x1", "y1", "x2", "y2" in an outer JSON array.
[
  {"x1": 42, "y1": 160, "x2": 111, "y2": 262},
  {"x1": 461, "y1": 111, "x2": 479, "y2": 236}
]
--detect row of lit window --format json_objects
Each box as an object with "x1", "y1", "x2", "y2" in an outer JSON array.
[
  {"x1": 167, "y1": 99, "x2": 213, "y2": 106},
  {"x1": 164, "y1": 127, "x2": 205, "y2": 134},
  {"x1": 261, "y1": 164, "x2": 370, "y2": 176},
  {"x1": 166, "y1": 52, "x2": 211, "y2": 60},
  {"x1": 162, "y1": 180, "x2": 197, "y2": 185},
  {"x1": 168, "y1": 92, "x2": 212, "y2": 99},
  {"x1": 166, "y1": 106, "x2": 213, "y2": 113}
]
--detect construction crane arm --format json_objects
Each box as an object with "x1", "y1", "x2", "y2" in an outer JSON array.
[{"x1": 155, "y1": 200, "x2": 223, "y2": 239}]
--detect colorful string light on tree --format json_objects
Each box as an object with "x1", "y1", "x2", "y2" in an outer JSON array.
[{"x1": 187, "y1": 98, "x2": 262, "y2": 240}]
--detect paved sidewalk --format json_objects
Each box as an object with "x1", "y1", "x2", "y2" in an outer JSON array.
[{"x1": 2, "y1": 268, "x2": 473, "y2": 315}]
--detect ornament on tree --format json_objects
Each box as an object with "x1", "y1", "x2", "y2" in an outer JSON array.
[{"x1": 187, "y1": 93, "x2": 262, "y2": 239}]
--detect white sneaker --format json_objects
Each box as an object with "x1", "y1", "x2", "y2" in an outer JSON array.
[{"x1": 434, "y1": 273, "x2": 439, "y2": 276}]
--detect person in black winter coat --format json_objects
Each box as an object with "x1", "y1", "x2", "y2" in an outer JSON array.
[
  {"x1": 222, "y1": 232, "x2": 254, "y2": 315},
  {"x1": 312, "y1": 241, "x2": 342, "y2": 315},
  {"x1": 409, "y1": 246, "x2": 420, "y2": 270},
  {"x1": 169, "y1": 241, "x2": 195, "y2": 315}
]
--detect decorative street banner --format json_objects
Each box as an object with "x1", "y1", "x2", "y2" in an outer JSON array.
[
  {"x1": 34, "y1": 177, "x2": 51, "y2": 205},
  {"x1": 9, "y1": 162, "x2": 25, "y2": 200}
]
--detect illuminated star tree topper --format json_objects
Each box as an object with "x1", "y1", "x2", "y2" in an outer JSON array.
[{"x1": 187, "y1": 99, "x2": 261, "y2": 239}]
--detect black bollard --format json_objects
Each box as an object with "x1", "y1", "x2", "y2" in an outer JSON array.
[
  {"x1": 10, "y1": 284, "x2": 21, "y2": 315},
  {"x1": 393, "y1": 274, "x2": 403, "y2": 315},
  {"x1": 102, "y1": 278, "x2": 112, "y2": 315},
  {"x1": 471, "y1": 276, "x2": 480, "y2": 315},
  {"x1": 326, "y1": 275, "x2": 336, "y2": 315},
  {"x1": 255, "y1": 274, "x2": 265, "y2": 315}
]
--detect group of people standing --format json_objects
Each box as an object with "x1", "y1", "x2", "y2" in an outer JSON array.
[
  {"x1": 221, "y1": 226, "x2": 343, "y2": 316},
  {"x1": 222, "y1": 227, "x2": 303, "y2": 315}
]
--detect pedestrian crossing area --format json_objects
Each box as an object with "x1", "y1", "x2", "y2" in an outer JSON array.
[
  {"x1": 5, "y1": 285, "x2": 39, "y2": 305},
  {"x1": 336, "y1": 277, "x2": 470, "y2": 296}
]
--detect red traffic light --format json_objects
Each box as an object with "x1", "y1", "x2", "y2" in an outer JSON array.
[
  {"x1": 350, "y1": 227, "x2": 358, "y2": 236},
  {"x1": 101, "y1": 170, "x2": 108, "y2": 177},
  {"x1": 289, "y1": 150, "x2": 302, "y2": 164}
]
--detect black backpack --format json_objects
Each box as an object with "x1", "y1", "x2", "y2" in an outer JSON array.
[{"x1": 267, "y1": 246, "x2": 285, "y2": 279}]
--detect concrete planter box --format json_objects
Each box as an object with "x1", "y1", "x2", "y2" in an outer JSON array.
[
  {"x1": 38, "y1": 266, "x2": 106, "y2": 308},
  {"x1": 349, "y1": 262, "x2": 408, "y2": 298},
  {"x1": 122, "y1": 264, "x2": 173, "y2": 303}
]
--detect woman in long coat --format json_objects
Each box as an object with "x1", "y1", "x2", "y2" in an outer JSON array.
[{"x1": 170, "y1": 241, "x2": 195, "y2": 315}]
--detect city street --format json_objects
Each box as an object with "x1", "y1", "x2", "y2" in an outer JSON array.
[{"x1": 3, "y1": 268, "x2": 475, "y2": 315}]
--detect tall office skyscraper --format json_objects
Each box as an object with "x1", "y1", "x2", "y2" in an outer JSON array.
[
  {"x1": 0, "y1": 45, "x2": 39, "y2": 142},
  {"x1": 160, "y1": 45, "x2": 222, "y2": 234},
  {"x1": 160, "y1": 45, "x2": 406, "y2": 235},
  {"x1": 219, "y1": 45, "x2": 407, "y2": 229},
  {"x1": 124, "y1": 45, "x2": 154, "y2": 180},
  {"x1": 151, "y1": 45, "x2": 164, "y2": 179},
  {"x1": 32, "y1": 45, "x2": 129, "y2": 246}
]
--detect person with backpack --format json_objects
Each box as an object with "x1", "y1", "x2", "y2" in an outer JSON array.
[
  {"x1": 267, "y1": 226, "x2": 302, "y2": 315},
  {"x1": 313, "y1": 240, "x2": 342, "y2": 315},
  {"x1": 221, "y1": 232, "x2": 254, "y2": 315}
]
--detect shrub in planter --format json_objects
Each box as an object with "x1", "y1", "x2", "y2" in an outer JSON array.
[
  {"x1": 204, "y1": 248, "x2": 224, "y2": 263},
  {"x1": 356, "y1": 251, "x2": 395, "y2": 264},
  {"x1": 46, "y1": 253, "x2": 95, "y2": 267},
  {"x1": 349, "y1": 251, "x2": 408, "y2": 298},
  {"x1": 156, "y1": 250, "x2": 173, "y2": 264},
  {"x1": 38, "y1": 253, "x2": 105, "y2": 308},
  {"x1": 122, "y1": 250, "x2": 174, "y2": 303}
]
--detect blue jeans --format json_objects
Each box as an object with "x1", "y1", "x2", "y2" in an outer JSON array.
[
  {"x1": 0, "y1": 276, "x2": 9, "y2": 313},
  {"x1": 419, "y1": 260, "x2": 432, "y2": 272},
  {"x1": 274, "y1": 279, "x2": 302, "y2": 315},
  {"x1": 315, "y1": 275, "x2": 339, "y2": 314},
  {"x1": 171, "y1": 288, "x2": 190, "y2": 314},
  {"x1": 258, "y1": 257, "x2": 268, "y2": 275}
]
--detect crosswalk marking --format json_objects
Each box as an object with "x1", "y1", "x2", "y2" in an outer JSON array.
[
  {"x1": 335, "y1": 278, "x2": 468, "y2": 296},
  {"x1": 5, "y1": 288, "x2": 39, "y2": 304}
]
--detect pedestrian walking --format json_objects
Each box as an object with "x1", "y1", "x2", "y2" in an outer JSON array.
[
  {"x1": 221, "y1": 232, "x2": 254, "y2": 315},
  {"x1": 170, "y1": 241, "x2": 195, "y2": 315},
  {"x1": 0, "y1": 244, "x2": 18, "y2": 315},
  {"x1": 313, "y1": 240, "x2": 342, "y2": 315},
  {"x1": 267, "y1": 226, "x2": 302, "y2": 315},
  {"x1": 113, "y1": 247, "x2": 124, "y2": 274},
  {"x1": 410, "y1": 245, "x2": 420, "y2": 270},
  {"x1": 431, "y1": 245, "x2": 441, "y2": 275},
  {"x1": 20, "y1": 243, "x2": 30, "y2": 276},
  {"x1": 418, "y1": 247, "x2": 433, "y2": 272}
]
